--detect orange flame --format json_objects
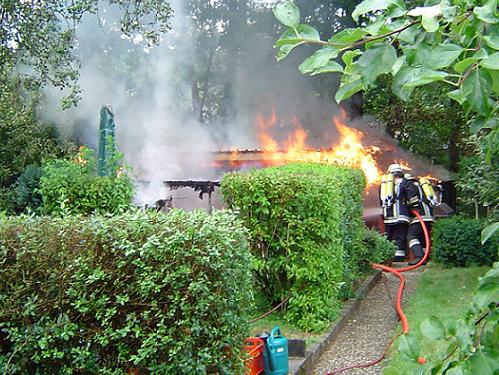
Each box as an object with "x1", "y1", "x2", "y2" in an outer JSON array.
[{"x1": 247, "y1": 111, "x2": 384, "y2": 186}]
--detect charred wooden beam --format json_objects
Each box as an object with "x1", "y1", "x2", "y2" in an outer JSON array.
[{"x1": 164, "y1": 180, "x2": 220, "y2": 200}]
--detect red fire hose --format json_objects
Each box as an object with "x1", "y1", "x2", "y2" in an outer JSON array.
[{"x1": 326, "y1": 210, "x2": 431, "y2": 374}]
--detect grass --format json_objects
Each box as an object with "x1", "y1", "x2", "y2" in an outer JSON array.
[{"x1": 383, "y1": 263, "x2": 490, "y2": 374}]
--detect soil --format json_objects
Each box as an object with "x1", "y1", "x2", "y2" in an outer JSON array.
[{"x1": 312, "y1": 268, "x2": 423, "y2": 375}]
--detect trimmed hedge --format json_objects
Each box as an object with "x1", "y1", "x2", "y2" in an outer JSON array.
[
  {"x1": 432, "y1": 216, "x2": 499, "y2": 267},
  {"x1": 0, "y1": 210, "x2": 253, "y2": 374},
  {"x1": 39, "y1": 158, "x2": 134, "y2": 216},
  {"x1": 221, "y1": 163, "x2": 367, "y2": 332}
]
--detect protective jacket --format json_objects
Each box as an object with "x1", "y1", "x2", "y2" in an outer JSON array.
[
  {"x1": 382, "y1": 177, "x2": 420, "y2": 225},
  {"x1": 409, "y1": 180, "x2": 435, "y2": 224}
]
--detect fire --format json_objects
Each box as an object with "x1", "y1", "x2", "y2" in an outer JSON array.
[
  {"x1": 251, "y1": 111, "x2": 383, "y2": 186},
  {"x1": 395, "y1": 160, "x2": 412, "y2": 171}
]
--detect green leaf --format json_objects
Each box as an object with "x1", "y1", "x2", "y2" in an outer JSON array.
[
  {"x1": 446, "y1": 365, "x2": 465, "y2": 375},
  {"x1": 448, "y1": 89, "x2": 468, "y2": 104},
  {"x1": 480, "y1": 52, "x2": 499, "y2": 70},
  {"x1": 422, "y1": 14, "x2": 440, "y2": 32},
  {"x1": 454, "y1": 49, "x2": 488, "y2": 73},
  {"x1": 342, "y1": 50, "x2": 362, "y2": 66},
  {"x1": 299, "y1": 47, "x2": 340, "y2": 74},
  {"x1": 426, "y1": 44, "x2": 463, "y2": 69},
  {"x1": 329, "y1": 28, "x2": 367, "y2": 45},
  {"x1": 276, "y1": 25, "x2": 320, "y2": 61},
  {"x1": 454, "y1": 58, "x2": 477, "y2": 74},
  {"x1": 474, "y1": 264, "x2": 499, "y2": 309},
  {"x1": 391, "y1": 55, "x2": 406, "y2": 75},
  {"x1": 273, "y1": 1, "x2": 300, "y2": 28},
  {"x1": 471, "y1": 117, "x2": 498, "y2": 134},
  {"x1": 352, "y1": 0, "x2": 406, "y2": 22},
  {"x1": 392, "y1": 66, "x2": 417, "y2": 100},
  {"x1": 483, "y1": 34, "x2": 499, "y2": 50},
  {"x1": 276, "y1": 25, "x2": 320, "y2": 47},
  {"x1": 310, "y1": 61, "x2": 344, "y2": 76},
  {"x1": 398, "y1": 333, "x2": 420, "y2": 361},
  {"x1": 365, "y1": 15, "x2": 386, "y2": 35},
  {"x1": 473, "y1": 0, "x2": 499, "y2": 24},
  {"x1": 421, "y1": 316, "x2": 446, "y2": 340},
  {"x1": 397, "y1": 24, "x2": 421, "y2": 44},
  {"x1": 463, "y1": 69, "x2": 492, "y2": 115},
  {"x1": 357, "y1": 44, "x2": 397, "y2": 85},
  {"x1": 335, "y1": 79, "x2": 364, "y2": 103},
  {"x1": 481, "y1": 222, "x2": 499, "y2": 244},
  {"x1": 489, "y1": 68, "x2": 499, "y2": 94},
  {"x1": 407, "y1": 4, "x2": 441, "y2": 17},
  {"x1": 403, "y1": 69, "x2": 448, "y2": 88},
  {"x1": 469, "y1": 349, "x2": 499, "y2": 374},
  {"x1": 277, "y1": 43, "x2": 301, "y2": 61}
]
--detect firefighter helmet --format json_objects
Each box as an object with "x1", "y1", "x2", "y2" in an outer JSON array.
[{"x1": 387, "y1": 163, "x2": 404, "y2": 177}]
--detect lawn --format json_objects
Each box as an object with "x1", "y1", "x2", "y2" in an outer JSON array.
[{"x1": 383, "y1": 264, "x2": 490, "y2": 374}]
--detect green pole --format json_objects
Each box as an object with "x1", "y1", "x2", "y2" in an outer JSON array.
[{"x1": 97, "y1": 105, "x2": 116, "y2": 176}]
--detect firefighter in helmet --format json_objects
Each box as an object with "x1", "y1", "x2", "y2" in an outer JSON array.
[
  {"x1": 380, "y1": 163, "x2": 420, "y2": 262},
  {"x1": 405, "y1": 175, "x2": 438, "y2": 265}
]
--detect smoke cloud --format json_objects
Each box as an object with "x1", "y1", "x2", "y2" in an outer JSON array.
[{"x1": 41, "y1": 1, "x2": 449, "y2": 207}]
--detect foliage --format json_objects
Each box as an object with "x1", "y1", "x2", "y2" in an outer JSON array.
[
  {"x1": 456, "y1": 135, "x2": 499, "y2": 218},
  {"x1": 482, "y1": 221, "x2": 499, "y2": 244},
  {"x1": 0, "y1": 188, "x2": 15, "y2": 214},
  {"x1": 0, "y1": 75, "x2": 71, "y2": 188},
  {"x1": 38, "y1": 147, "x2": 134, "y2": 216},
  {"x1": 0, "y1": 0, "x2": 173, "y2": 107},
  {"x1": 221, "y1": 162, "x2": 366, "y2": 332},
  {"x1": 12, "y1": 165, "x2": 43, "y2": 213},
  {"x1": 363, "y1": 228, "x2": 397, "y2": 268},
  {"x1": 387, "y1": 262, "x2": 499, "y2": 374},
  {"x1": 0, "y1": 210, "x2": 253, "y2": 374},
  {"x1": 273, "y1": 0, "x2": 498, "y2": 159},
  {"x1": 432, "y1": 216, "x2": 499, "y2": 267},
  {"x1": 363, "y1": 78, "x2": 466, "y2": 171}
]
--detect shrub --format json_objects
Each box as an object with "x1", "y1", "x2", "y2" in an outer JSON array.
[
  {"x1": 221, "y1": 162, "x2": 366, "y2": 332},
  {"x1": 0, "y1": 210, "x2": 253, "y2": 373},
  {"x1": 0, "y1": 187, "x2": 15, "y2": 214},
  {"x1": 13, "y1": 165, "x2": 43, "y2": 213},
  {"x1": 432, "y1": 216, "x2": 499, "y2": 267},
  {"x1": 361, "y1": 228, "x2": 396, "y2": 269},
  {"x1": 39, "y1": 157, "x2": 134, "y2": 216}
]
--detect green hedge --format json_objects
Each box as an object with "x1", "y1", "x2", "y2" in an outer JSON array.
[
  {"x1": 362, "y1": 228, "x2": 396, "y2": 270},
  {"x1": 39, "y1": 159, "x2": 134, "y2": 216},
  {"x1": 432, "y1": 216, "x2": 499, "y2": 267},
  {"x1": 221, "y1": 163, "x2": 367, "y2": 332},
  {"x1": 0, "y1": 210, "x2": 253, "y2": 374}
]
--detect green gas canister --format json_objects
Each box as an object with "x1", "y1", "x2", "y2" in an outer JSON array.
[{"x1": 262, "y1": 326, "x2": 289, "y2": 375}]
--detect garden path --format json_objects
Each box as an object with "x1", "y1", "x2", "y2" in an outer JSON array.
[{"x1": 312, "y1": 268, "x2": 423, "y2": 375}]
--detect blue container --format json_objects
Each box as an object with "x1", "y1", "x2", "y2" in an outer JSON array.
[{"x1": 263, "y1": 327, "x2": 289, "y2": 375}]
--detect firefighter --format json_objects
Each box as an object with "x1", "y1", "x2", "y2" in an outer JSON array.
[
  {"x1": 380, "y1": 164, "x2": 420, "y2": 262},
  {"x1": 406, "y1": 175, "x2": 437, "y2": 265}
]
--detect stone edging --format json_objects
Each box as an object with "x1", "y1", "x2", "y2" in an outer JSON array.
[{"x1": 289, "y1": 270, "x2": 383, "y2": 375}]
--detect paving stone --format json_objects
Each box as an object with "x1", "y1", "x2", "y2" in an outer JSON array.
[{"x1": 312, "y1": 269, "x2": 422, "y2": 375}]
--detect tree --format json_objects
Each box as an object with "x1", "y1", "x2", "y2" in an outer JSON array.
[
  {"x1": 0, "y1": 0, "x2": 173, "y2": 107},
  {"x1": 185, "y1": 0, "x2": 362, "y2": 124},
  {"x1": 273, "y1": 0, "x2": 498, "y2": 156}
]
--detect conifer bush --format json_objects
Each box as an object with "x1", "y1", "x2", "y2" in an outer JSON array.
[{"x1": 0, "y1": 210, "x2": 252, "y2": 373}]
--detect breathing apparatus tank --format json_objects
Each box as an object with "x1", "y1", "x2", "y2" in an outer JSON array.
[
  {"x1": 380, "y1": 173, "x2": 394, "y2": 207},
  {"x1": 419, "y1": 177, "x2": 438, "y2": 206}
]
